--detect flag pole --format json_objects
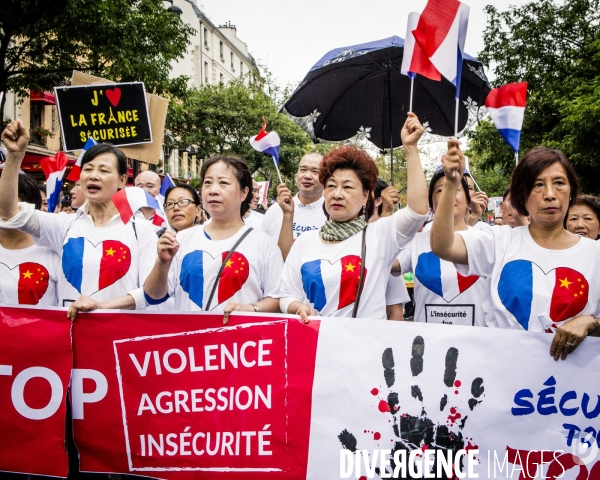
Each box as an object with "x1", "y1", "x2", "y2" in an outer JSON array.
[
  {"x1": 409, "y1": 76, "x2": 414, "y2": 113},
  {"x1": 515, "y1": 152, "x2": 518, "y2": 166},
  {"x1": 273, "y1": 157, "x2": 283, "y2": 184}
]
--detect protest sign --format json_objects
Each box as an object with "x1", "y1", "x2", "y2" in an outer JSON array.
[
  {"x1": 257, "y1": 181, "x2": 270, "y2": 205},
  {"x1": 71, "y1": 71, "x2": 168, "y2": 165},
  {"x1": 0, "y1": 306, "x2": 72, "y2": 477},
  {"x1": 55, "y1": 82, "x2": 152, "y2": 151},
  {"x1": 1, "y1": 306, "x2": 600, "y2": 479}
]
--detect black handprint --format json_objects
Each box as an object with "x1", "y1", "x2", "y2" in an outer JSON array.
[{"x1": 338, "y1": 335, "x2": 485, "y2": 479}]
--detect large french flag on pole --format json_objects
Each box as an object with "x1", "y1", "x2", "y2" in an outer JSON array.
[
  {"x1": 249, "y1": 117, "x2": 280, "y2": 165},
  {"x1": 485, "y1": 82, "x2": 528, "y2": 154},
  {"x1": 66, "y1": 137, "x2": 98, "y2": 182},
  {"x1": 40, "y1": 151, "x2": 69, "y2": 213},
  {"x1": 401, "y1": 12, "x2": 441, "y2": 81},
  {"x1": 413, "y1": 0, "x2": 470, "y2": 98},
  {"x1": 111, "y1": 187, "x2": 162, "y2": 224}
]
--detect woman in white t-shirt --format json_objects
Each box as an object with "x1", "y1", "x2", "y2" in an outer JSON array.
[
  {"x1": 0, "y1": 172, "x2": 59, "y2": 306},
  {"x1": 0, "y1": 121, "x2": 157, "y2": 312},
  {"x1": 279, "y1": 113, "x2": 429, "y2": 321},
  {"x1": 395, "y1": 167, "x2": 487, "y2": 326},
  {"x1": 431, "y1": 141, "x2": 600, "y2": 360},
  {"x1": 144, "y1": 154, "x2": 283, "y2": 321}
]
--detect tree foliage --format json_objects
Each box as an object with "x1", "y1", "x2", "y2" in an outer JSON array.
[
  {"x1": 166, "y1": 77, "x2": 313, "y2": 183},
  {"x1": 0, "y1": 0, "x2": 194, "y2": 112},
  {"x1": 468, "y1": 0, "x2": 600, "y2": 193}
]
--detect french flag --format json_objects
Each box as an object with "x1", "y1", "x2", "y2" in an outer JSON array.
[
  {"x1": 300, "y1": 255, "x2": 366, "y2": 316},
  {"x1": 413, "y1": 0, "x2": 470, "y2": 97},
  {"x1": 111, "y1": 186, "x2": 162, "y2": 224},
  {"x1": 414, "y1": 251, "x2": 479, "y2": 303},
  {"x1": 249, "y1": 117, "x2": 280, "y2": 165},
  {"x1": 485, "y1": 82, "x2": 528, "y2": 153},
  {"x1": 159, "y1": 174, "x2": 176, "y2": 197},
  {"x1": 401, "y1": 12, "x2": 441, "y2": 81},
  {"x1": 40, "y1": 151, "x2": 68, "y2": 213},
  {"x1": 66, "y1": 137, "x2": 98, "y2": 182}
]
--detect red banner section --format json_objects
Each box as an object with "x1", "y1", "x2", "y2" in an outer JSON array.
[
  {"x1": 0, "y1": 307, "x2": 72, "y2": 477},
  {"x1": 72, "y1": 312, "x2": 320, "y2": 479}
]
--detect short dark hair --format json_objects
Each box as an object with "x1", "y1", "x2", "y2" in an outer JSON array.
[
  {"x1": 61, "y1": 199, "x2": 71, "y2": 208},
  {"x1": 510, "y1": 147, "x2": 578, "y2": 217},
  {"x1": 200, "y1": 155, "x2": 252, "y2": 217},
  {"x1": 18, "y1": 173, "x2": 42, "y2": 210},
  {"x1": 319, "y1": 145, "x2": 379, "y2": 219},
  {"x1": 164, "y1": 184, "x2": 200, "y2": 206},
  {"x1": 427, "y1": 168, "x2": 471, "y2": 210},
  {"x1": 502, "y1": 187, "x2": 510, "y2": 201},
  {"x1": 38, "y1": 185, "x2": 46, "y2": 195},
  {"x1": 374, "y1": 178, "x2": 389, "y2": 216},
  {"x1": 80, "y1": 143, "x2": 128, "y2": 176}
]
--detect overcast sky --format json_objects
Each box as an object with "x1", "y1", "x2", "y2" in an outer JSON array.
[{"x1": 198, "y1": 0, "x2": 528, "y2": 88}]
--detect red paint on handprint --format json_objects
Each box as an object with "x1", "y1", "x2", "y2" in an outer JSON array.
[
  {"x1": 371, "y1": 388, "x2": 379, "y2": 395},
  {"x1": 454, "y1": 380, "x2": 461, "y2": 387},
  {"x1": 378, "y1": 400, "x2": 391, "y2": 413},
  {"x1": 374, "y1": 432, "x2": 381, "y2": 440}
]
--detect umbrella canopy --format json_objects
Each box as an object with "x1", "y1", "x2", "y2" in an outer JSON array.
[{"x1": 282, "y1": 36, "x2": 491, "y2": 150}]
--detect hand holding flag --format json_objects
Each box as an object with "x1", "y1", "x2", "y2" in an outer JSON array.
[{"x1": 249, "y1": 117, "x2": 283, "y2": 184}]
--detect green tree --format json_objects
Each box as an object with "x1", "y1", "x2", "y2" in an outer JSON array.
[
  {"x1": 0, "y1": 0, "x2": 194, "y2": 115},
  {"x1": 469, "y1": 0, "x2": 600, "y2": 192},
  {"x1": 166, "y1": 77, "x2": 313, "y2": 185}
]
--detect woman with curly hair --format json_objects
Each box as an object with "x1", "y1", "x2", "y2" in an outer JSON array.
[{"x1": 279, "y1": 113, "x2": 429, "y2": 320}]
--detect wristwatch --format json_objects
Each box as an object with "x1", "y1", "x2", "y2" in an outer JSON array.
[{"x1": 251, "y1": 303, "x2": 260, "y2": 312}]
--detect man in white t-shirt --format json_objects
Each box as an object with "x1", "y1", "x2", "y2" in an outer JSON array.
[
  {"x1": 134, "y1": 170, "x2": 161, "y2": 222},
  {"x1": 243, "y1": 180, "x2": 265, "y2": 229},
  {"x1": 261, "y1": 152, "x2": 326, "y2": 259}
]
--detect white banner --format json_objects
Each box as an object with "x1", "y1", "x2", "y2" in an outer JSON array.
[{"x1": 308, "y1": 319, "x2": 600, "y2": 479}]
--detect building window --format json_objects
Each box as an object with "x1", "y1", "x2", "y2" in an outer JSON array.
[
  {"x1": 204, "y1": 61, "x2": 209, "y2": 84},
  {"x1": 231, "y1": 52, "x2": 234, "y2": 70},
  {"x1": 240, "y1": 61, "x2": 243, "y2": 76},
  {"x1": 219, "y1": 41, "x2": 224, "y2": 61},
  {"x1": 203, "y1": 27, "x2": 208, "y2": 47},
  {"x1": 220, "y1": 73, "x2": 224, "y2": 84}
]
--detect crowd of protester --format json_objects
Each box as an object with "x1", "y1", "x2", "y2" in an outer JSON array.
[{"x1": 1, "y1": 115, "x2": 599, "y2": 364}]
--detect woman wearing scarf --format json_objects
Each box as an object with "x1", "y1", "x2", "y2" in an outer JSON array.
[{"x1": 279, "y1": 113, "x2": 428, "y2": 320}]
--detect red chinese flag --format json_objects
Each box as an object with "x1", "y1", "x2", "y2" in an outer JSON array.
[
  {"x1": 18, "y1": 262, "x2": 50, "y2": 305},
  {"x1": 338, "y1": 255, "x2": 366, "y2": 309},
  {"x1": 218, "y1": 251, "x2": 250, "y2": 304},
  {"x1": 98, "y1": 240, "x2": 131, "y2": 291},
  {"x1": 549, "y1": 267, "x2": 589, "y2": 322}
]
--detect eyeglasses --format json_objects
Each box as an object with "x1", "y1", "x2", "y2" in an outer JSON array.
[{"x1": 164, "y1": 199, "x2": 196, "y2": 210}]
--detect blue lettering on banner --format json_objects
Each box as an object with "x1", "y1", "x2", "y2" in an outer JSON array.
[{"x1": 510, "y1": 376, "x2": 600, "y2": 448}]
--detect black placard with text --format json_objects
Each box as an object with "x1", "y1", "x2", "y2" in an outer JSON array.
[{"x1": 54, "y1": 82, "x2": 152, "y2": 151}]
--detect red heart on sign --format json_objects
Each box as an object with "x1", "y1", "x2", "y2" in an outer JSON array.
[{"x1": 105, "y1": 87, "x2": 121, "y2": 107}]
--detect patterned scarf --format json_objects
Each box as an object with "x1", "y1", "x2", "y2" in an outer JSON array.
[{"x1": 320, "y1": 215, "x2": 367, "y2": 242}]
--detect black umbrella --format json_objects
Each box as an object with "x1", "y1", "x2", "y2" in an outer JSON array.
[{"x1": 282, "y1": 36, "x2": 491, "y2": 184}]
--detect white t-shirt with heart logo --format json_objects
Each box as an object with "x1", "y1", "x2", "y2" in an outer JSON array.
[
  {"x1": 456, "y1": 225, "x2": 600, "y2": 332},
  {"x1": 0, "y1": 243, "x2": 60, "y2": 306},
  {"x1": 398, "y1": 227, "x2": 487, "y2": 327},
  {"x1": 1, "y1": 203, "x2": 158, "y2": 307},
  {"x1": 279, "y1": 207, "x2": 427, "y2": 319},
  {"x1": 164, "y1": 225, "x2": 283, "y2": 311}
]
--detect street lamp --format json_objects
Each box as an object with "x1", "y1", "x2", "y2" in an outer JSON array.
[{"x1": 162, "y1": 0, "x2": 183, "y2": 16}]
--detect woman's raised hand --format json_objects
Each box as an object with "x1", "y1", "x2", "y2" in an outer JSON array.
[
  {"x1": 401, "y1": 112, "x2": 424, "y2": 148},
  {"x1": 443, "y1": 139, "x2": 466, "y2": 184},
  {"x1": 157, "y1": 230, "x2": 179, "y2": 263},
  {"x1": 1, "y1": 120, "x2": 29, "y2": 156}
]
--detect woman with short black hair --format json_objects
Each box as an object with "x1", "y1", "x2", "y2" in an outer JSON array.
[
  {"x1": 0, "y1": 120, "x2": 157, "y2": 311},
  {"x1": 431, "y1": 143, "x2": 600, "y2": 360},
  {"x1": 566, "y1": 194, "x2": 600, "y2": 240},
  {"x1": 144, "y1": 154, "x2": 283, "y2": 322}
]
